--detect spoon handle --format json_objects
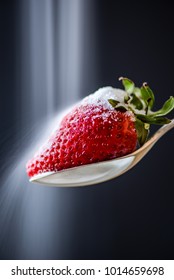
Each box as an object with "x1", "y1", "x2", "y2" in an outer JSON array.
[
  {"x1": 154, "y1": 119, "x2": 174, "y2": 141},
  {"x1": 134, "y1": 119, "x2": 174, "y2": 157}
]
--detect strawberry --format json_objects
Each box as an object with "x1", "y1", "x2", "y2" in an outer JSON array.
[{"x1": 26, "y1": 77, "x2": 174, "y2": 178}]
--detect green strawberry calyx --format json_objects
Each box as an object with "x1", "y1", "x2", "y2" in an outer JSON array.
[{"x1": 108, "y1": 77, "x2": 174, "y2": 146}]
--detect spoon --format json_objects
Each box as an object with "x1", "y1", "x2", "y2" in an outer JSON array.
[{"x1": 30, "y1": 119, "x2": 174, "y2": 187}]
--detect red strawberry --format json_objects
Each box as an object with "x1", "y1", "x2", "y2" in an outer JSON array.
[{"x1": 26, "y1": 77, "x2": 174, "y2": 178}]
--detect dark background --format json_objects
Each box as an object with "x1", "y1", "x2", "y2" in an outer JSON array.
[{"x1": 0, "y1": 0, "x2": 174, "y2": 260}]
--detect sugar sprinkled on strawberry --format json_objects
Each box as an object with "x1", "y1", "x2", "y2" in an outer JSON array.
[{"x1": 26, "y1": 78, "x2": 174, "y2": 178}]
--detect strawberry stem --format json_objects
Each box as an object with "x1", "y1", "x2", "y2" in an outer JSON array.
[{"x1": 108, "y1": 77, "x2": 174, "y2": 146}]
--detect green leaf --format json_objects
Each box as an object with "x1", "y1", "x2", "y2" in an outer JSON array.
[
  {"x1": 130, "y1": 93, "x2": 143, "y2": 110},
  {"x1": 141, "y1": 83, "x2": 155, "y2": 109},
  {"x1": 108, "y1": 99, "x2": 128, "y2": 112},
  {"x1": 137, "y1": 114, "x2": 171, "y2": 125},
  {"x1": 108, "y1": 99, "x2": 119, "y2": 108},
  {"x1": 149, "y1": 96, "x2": 174, "y2": 117},
  {"x1": 124, "y1": 94, "x2": 130, "y2": 103},
  {"x1": 134, "y1": 87, "x2": 141, "y2": 96},
  {"x1": 115, "y1": 105, "x2": 127, "y2": 112},
  {"x1": 119, "y1": 77, "x2": 135, "y2": 94},
  {"x1": 135, "y1": 118, "x2": 149, "y2": 146},
  {"x1": 140, "y1": 83, "x2": 155, "y2": 110}
]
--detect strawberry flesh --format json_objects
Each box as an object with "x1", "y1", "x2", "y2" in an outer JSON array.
[{"x1": 26, "y1": 103, "x2": 137, "y2": 178}]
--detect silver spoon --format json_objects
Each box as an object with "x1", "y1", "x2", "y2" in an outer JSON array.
[{"x1": 30, "y1": 119, "x2": 174, "y2": 187}]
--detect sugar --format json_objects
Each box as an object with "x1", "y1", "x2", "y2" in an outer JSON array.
[
  {"x1": 81, "y1": 87, "x2": 126, "y2": 110},
  {"x1": 81, "y1": 86, "x2": 146, "y2": 117}
]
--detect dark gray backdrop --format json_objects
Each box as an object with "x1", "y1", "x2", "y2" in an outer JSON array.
[{"x1": 0, "y1": 0, "x2": 174, "y2": 259}]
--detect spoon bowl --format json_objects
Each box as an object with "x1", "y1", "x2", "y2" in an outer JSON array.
[{"x1": 30, "y1": 120, "x2": 174, "y2": 187}]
